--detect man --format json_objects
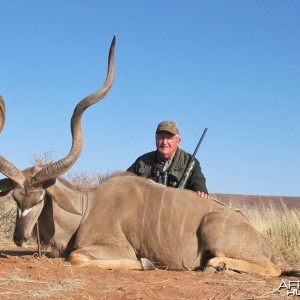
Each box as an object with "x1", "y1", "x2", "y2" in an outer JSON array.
[{"x1": 127, "y1": 120, "x2": 209, "y2": 198}]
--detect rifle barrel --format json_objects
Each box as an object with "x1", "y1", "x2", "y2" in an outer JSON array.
[
  {"x1": 177, "y1": 128, "x2": 208, "y2": 189},
  {"x1": 191, "y1": 128, "x2": 207, "y2": 160}
]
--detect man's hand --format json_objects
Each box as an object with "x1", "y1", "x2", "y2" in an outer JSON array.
[{"x1": 197, "y1": 191, "x2": 209, "y2": 199}]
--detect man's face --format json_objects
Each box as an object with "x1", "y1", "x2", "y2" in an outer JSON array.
[{"x1": 155, "y1": 131, "x2": 181, "y2": 161}]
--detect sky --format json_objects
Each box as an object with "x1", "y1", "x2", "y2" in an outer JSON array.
[{"x1": 0, "y1": 1, "x2": 299, "y2": 197}]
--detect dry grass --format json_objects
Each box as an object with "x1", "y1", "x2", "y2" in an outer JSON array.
[
  {"x1": 236, "y1": 202, "x2": 300, "y2": 263},
  {"x1": 0, "y1": 201, "x2": 16, "y2": 241},
  {"x1": 0, "y1": 272, "x2": 85, "y2": 299}
]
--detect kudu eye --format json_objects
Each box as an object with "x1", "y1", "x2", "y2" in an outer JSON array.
[{"x1": 12, "y1": 186, "x2": 45, "y2": 209}]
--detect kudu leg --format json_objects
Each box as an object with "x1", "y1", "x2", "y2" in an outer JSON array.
[
  {"x1": 199, "y1": 211, "x2": 281, "y2": 276},
  {"x1": 206, "y1": 256, "x2": 282, "y2": 277},
  {"x1": 68, "y1": 247, "x2": 155, "y2": 270}
]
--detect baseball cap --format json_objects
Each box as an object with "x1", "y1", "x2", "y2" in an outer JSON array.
[{"x1": 155, "y1": 121, "x2": 179, "y2": 135}]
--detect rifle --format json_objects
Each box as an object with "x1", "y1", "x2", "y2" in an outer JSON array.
[{"x1": 177, "y1": 128, "x2": 208, "y2": 189}]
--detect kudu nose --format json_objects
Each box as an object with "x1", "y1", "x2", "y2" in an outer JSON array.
[{"x1": 13, "y1": 235, "x2": 28, "y2": 247}]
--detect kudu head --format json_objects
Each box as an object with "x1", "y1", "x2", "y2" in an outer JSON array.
[{"x1": 0, "y1": 35, "x2": 116, "y2": 246}]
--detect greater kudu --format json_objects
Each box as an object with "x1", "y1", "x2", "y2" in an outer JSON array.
[{"x1": 0, "y1": 36, "x2": 294, "y2": 276}]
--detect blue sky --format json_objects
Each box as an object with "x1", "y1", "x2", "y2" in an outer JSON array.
[{"x1": 0, "y1": 1, "x2": 299, "y2": 196}]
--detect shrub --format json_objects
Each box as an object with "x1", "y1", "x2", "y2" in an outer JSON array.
[{"x1": 0, "y1": 200, "x2": 16, "y2": 240}]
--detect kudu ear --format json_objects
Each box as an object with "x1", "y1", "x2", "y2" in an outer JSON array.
[
  {"x1": 53, "y1": 196, "x2": 83, "y2": 215},
  {"x1": 44, "y1": 182, "x2": 83, "y2": 215},
  {"x1": 0, "y1": 178, "x2": 15, "y2": 197},
  {"x1": 0, "y1": 178, "x2": 14, "y2": 204}
]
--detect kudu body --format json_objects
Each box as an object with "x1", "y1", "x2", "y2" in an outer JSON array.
[{"x1": 0, "y1": 36, "x2": 288, "y2": 276}]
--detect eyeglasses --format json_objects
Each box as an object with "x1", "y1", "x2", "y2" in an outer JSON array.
[{"x1": 155, "y1": 134, "x2": 179, "y2": 143}]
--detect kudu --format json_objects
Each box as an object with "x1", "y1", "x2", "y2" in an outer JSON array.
[{"x1": 0, "y1": 36, "x2": 295, "y2": 277}]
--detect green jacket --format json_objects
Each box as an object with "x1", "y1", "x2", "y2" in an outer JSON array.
[{"x1": 127, "y1": 148, "x2": 208, "y2": 193}]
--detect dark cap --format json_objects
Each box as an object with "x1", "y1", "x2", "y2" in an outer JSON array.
[{"x1": 155, "y1": 120, "x2": 179, "y2": 135}]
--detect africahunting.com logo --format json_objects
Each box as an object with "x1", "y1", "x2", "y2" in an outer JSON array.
[{"x1": 279, "y1": 280, "x2": 300, "y2": 296}]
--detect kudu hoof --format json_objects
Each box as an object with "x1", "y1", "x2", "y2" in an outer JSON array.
[
  {"x1": 141, "y1": 258, "x2": 155, "y2": 270},
  {"x1": 216, "y1": 262, "x2": 227, "y2": 272}
]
